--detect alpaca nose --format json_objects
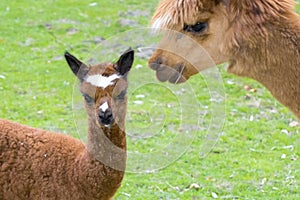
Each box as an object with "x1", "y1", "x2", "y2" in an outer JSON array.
[
  {"x1": 98, "y1": 108, "x2": 114, "y2": 126},
  {"x1": 149, "y1": 57, "x2": 166, "y2": 71}
]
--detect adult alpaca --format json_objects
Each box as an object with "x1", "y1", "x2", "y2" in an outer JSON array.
[
  {"x1": 0, "y1": 49, "x2": 134, "y2": 200},
  {"x1": 149, "y1": 0, "x2": 300, "y2": 119}
]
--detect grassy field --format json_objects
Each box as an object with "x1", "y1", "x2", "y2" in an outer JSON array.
[{"x1": 1, "y1": 0, "x2": 299, "y2": 199}]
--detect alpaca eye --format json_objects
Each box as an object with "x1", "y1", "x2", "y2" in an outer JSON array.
[
  {"x1": 183, "y1": 22, "x2": 208, "y2": 33},
  {"x1": 115, "y1": 90, "x2": 127, "y2": 100},
  {"x1": 83, "y1": 94, "x2": 94, "y2": 104}
]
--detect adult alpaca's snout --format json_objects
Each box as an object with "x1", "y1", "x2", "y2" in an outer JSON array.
[
  {"x1": 149, "y1": 56, "x2": 166, "y2": 71},
  {"x1": 149, "y1": 56, "x2": 187, "y2": 84}
]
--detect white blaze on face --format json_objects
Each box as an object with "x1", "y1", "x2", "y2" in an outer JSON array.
[
  {"x1": 99, "y1": 102, "x2": 109, "y2": 112},
  {"x1": 152, "y1": 13, "x2": 171, "y2": 30},
  {"x1": 86, "y1": 74, "x2": 120, "y2": 89}
]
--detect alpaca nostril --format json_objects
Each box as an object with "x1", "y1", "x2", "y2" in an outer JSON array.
[
  {"x1": 150, "y1": 57, "x2": 165, "y2": 70},
  {"x1": 99, "y1": 110, "x2": 112, "y2": 119},
  {"x1": 99, "y1": 112, "x2": 104, "y2": 119},
  {"x1": 105, "y1": 110, "x2": 113, "y2": 119},
  {"x1": 156, "y1": 57, "x2": 164, "y2": 65},
  {"x1": 150, "y1": 62, "x2": 160, "y2": 70}
]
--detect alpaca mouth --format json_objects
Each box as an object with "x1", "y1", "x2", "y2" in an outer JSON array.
[
  {"x1": 169, "y1": 64, "x2": 186, "y2": 84},
  {"x1": 152, "y1": 63, "x2": 186, "y2": 84},
  {"x1": 98, "y1": 118, "x2": 115, "y2": 128},
  {"x1": 104, "y1": 124, "x2": 112, "y2": 128}
]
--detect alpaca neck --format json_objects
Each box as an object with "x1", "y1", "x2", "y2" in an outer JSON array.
[
  {"x1": 86, "y1": 119, "x2": 126, "y2": 171},
  {"x1": 73, "y1": 119, "x2": 126, "y2": 199},
  {"x1": 228, "y1": 20, "x2": 300, "y2": 119}
]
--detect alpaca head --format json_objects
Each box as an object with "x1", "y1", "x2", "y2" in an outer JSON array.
[
  {"x1": 65, "y1": 49, "x2": 134, "y2": 128},
  {"x1": 148, "y1": 0, "x2": 230, "y2": 83},
  {"x1": 149, "y1": 0, "x2": 298, "y2": 83}
]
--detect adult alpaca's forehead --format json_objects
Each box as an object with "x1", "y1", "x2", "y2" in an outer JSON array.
[
  {"x1": 152, "y1": 13, "x2": 172, "y2": 29},
  {"x1": 151, "y1": 0, "x2": 217, "y2": 29}
]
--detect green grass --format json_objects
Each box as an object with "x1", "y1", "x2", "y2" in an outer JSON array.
[{"x1": 1, "y1": 0, "x2": 299, "y2": 199}]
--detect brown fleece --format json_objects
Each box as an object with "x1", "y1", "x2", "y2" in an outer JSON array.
[{"x1": 0, "y1": 119, "x2": 122, "y2": 200}]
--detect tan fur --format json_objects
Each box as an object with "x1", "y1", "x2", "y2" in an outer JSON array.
[
  {"x1": 149, "y1": 0, "x2": 300, "y2": 119},
  {"x1": 0, "y1": 51, "x2": 133, "y2": 199}
]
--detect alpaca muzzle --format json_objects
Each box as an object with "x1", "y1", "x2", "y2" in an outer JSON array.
[
  {"x1": 149, "y1": 57, "x2": 187, "y2": 84},
  {"x1": 98, "y1": 108, "x2": 114, "y2": 126}
]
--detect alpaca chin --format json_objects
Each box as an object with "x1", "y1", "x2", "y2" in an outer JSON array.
[{"x1": 104, "y1": 124, "x2": 111, "y2": 128}]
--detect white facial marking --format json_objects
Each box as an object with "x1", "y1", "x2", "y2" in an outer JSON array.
[
  {"x1": 86, "y1": 74, "x2": 120, "y2": 88},
  {"x1": 99, "y1": 102, "x2": 109, "y2": 112},
  {"x1": 152, "y1": 14, "x2": 171, "y2": 29}
]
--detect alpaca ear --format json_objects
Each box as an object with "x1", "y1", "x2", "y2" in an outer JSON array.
[
  {"x1": 115, "y1": 48, "x2": 134, "y2": 75},
  {"x1": 64, "y1": 51, "x2": 89, "y2": 81}
]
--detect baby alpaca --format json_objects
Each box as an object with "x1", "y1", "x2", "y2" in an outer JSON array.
[{"x1": 0, "y1": 49, "x2": 134, "y2": 200}]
